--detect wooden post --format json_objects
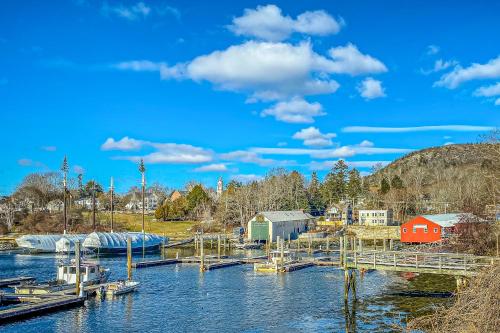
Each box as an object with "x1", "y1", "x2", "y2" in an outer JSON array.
[
  {"x1": 415, "y1": 254, "x2": 419, "y2": 269},
  {"x1": 344, "y1": 269, "x2": 350, "y2": 302},
  {"x1": 160, "y1": 240, "x2": 165, "y2": 259},
  {"x1": 200, "y1": 236, "x2": 205, "y2": 272},
  {"x1": 358, "y1": 238, "x2": 362, "y2": 252},
  {"x1": 373, "y1": 252, "x2": 376, "y2": 268},
  {"x1": 389, "y1": 239, "x2": 393, "y2": 250},
  {"x1": 373, "y1": 238, "x2": 376, "y2": 250},
  {"x1": 280, "y1": 236, "x2": 284, "y2": 271},
  {"x1": 223, "y1": 236, "x2": 227, "y2": 255},
  {"x1": 211, "y1": 238, "x2": 213, "y2": 249},
  {"x1": 326, "y1": 236, "x2": 330, "y2": 253},
  {"x1": 383, "y1": 239, "x2": 387, "y2": 252},
  {"x1": 127, "y1": 237, "x2": 132, "y2": 281},
  {"x1": 308, "y1": 235, "x2": 312, "y2": 255},
  {"x1": 439, "y1": 255, "x2": 442, "y2": 271},
  {"x1": 340, "y1": 236, "x2": 344, "y2": 266},
  {"x1": 393, "y1": 253, "x2": 396, "y2": 267},
  {"x1": 217, "y1": 234, "x2": 221, "y2": 260},
  {"x1": 75, "y1": 241, "x2": 81, "y2": 296},
  {"x1": 350, "y1": 270, "x2": 356, "y2": 300}
]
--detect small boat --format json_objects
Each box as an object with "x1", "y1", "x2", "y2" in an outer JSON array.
[
  {"x1": 15, "y1": 260, "x2": 110, "y2": 295},
  {"x1": 254, "y1": 250, "x2": 299, "y2": 273},
  {"x1": 98, "y1": 280, "x2": 140, "y2": 297}
]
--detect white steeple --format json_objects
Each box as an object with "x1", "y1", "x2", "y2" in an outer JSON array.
[{"x1": 217, "y1": 176, "x2": 224, "y2": 197}]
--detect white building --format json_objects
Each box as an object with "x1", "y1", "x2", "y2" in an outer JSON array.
[
  {"x1": 247, "y1": 211, "x2": 314, "y2": 242},
  {"x1": 75, "y1": 197, "x2": 101, "y2": 210},
  {"x1": 46, "y1": 199, "x2": 64, "y2": 213},
  {"x1": 216, "y1": 177, "x2": 224, "y2": 198},
  {"x1": 359, "y1": 209, "x2": 394, "y2": 226},
  {"x1": 125, "y1": 192, "x2": 160, "y2": 211}
]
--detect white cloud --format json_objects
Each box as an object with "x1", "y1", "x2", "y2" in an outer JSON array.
[
  {"x1": 421, "y1": 59, "x2": 459, "y2": 75},
  {"x1": 261, "y1": 97, "x2": 325, "y2": 123},
  {"x1": 219, "y1": 150, "x2": 277, "y2": 166},
  {"x1": 292, "y1": 127, "x2": 336, "y2": 147},
  {"x1": 113, "y1": 60, "x2": 166, "y2": 72},
  {"x1": 228, "y1": 5, "x2": 343, "y2": 42},
  {"x1": 102, "y1": 2, "x2": 152, "y2": 20},
  {"x1": 251, "y1": 146, "x2": 411, "y2": 159},
  {"x1": 474, "y1": 82, "x2": 500, "y2": 97},
  {"x1": 342, "y1": 125, "x2": 495, "y2": 133},
  {"x1": 231, "y1": 174, "x2": 263, "y2": 183},
  {"x1": 358, "y1": 77, "x2": 386, "y2": 99},
  {"x1": 101, "y1": 137, "x2": 144, "y2": 151},
  {"x1": 310, "y1": 160, "x2": 391, "y2": 170},
  {"x1": 358, "y1": 140, "x2": 374, "y2": 147},
  {"x1": 434, "y1": 55, "x2": 500, "y2": 89},
  {"x1": 326, "y1": 43, "x2": 387, "y2": 76},
  {"x1": 73, "y1": 165, "x2": 85, "y2": 174},
  {"x1": 101, "y1": 2, "x2": 180, "y2": 21},
  {"x1": 426, "y1": 45, "x2": 440, "y2": 55},
  {"x1": 41, "y1": 146, "x2": 57, "y2": 152},
  {"x1": 194, "y1": 163, "x2": 228, "y2": 172}
]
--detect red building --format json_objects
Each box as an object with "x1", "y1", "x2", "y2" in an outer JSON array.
[{"x1": 401, "y1": 216, "x2": 442, "y2": 243}]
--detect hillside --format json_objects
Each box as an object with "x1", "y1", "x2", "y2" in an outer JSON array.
[{"x1": 365, "y1": 143, "x2": 499, "y2": 218}]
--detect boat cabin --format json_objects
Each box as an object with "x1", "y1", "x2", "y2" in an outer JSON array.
[{"x1": 57, "y1": 261, "x2": 107, "y2": 284}]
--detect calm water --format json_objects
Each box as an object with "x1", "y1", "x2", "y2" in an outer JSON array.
[{"x1": 0, "y1": 249, "x2": 455, "y2": 332}]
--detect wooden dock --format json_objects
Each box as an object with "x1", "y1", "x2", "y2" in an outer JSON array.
[
  {"x1": 164, "y1": 238, "x2": 194, "y2": 248},
  {"x1": 204, "y1": 260, "x2": 241, "y2": 271},
  {"x1": 283, "y1": 262, "x2": 314, "y2": 272},
  {"x1": 0, "y1": 295, "x2": 85, "y2": 324},
  {"x1": 0, "y1": 276, "x2": 35, "y2": 288},
  {"x1": 132, "y1": 258, "x2": 180, "y2": 269}
]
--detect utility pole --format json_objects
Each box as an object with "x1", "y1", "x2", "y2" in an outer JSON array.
[
  {"x1": 61, "y1": 156, "x2": 68, "y2": 234},
  {"x1": 110, "y1": 177, "x2": 114, "y2": 233},
  {"x1": 92, "y1": 180, "x2": 96, "y2": 231},
  {"x1": 139, "y1": 159, "x2": 146, "y2": 257}
]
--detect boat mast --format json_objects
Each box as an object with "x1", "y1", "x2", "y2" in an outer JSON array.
[
  {"x1": 92, "y1": 180, "x2": 96, "y2": 231},
  {"x1": 110, "y1": 177, "x2": 114, "y2": 233},
  {"x1": 139, "y1": 159, "x2": 146, "y2": 257},
  {"x1": 61, "y1": 156, "x2": 68, "y2": 234}
]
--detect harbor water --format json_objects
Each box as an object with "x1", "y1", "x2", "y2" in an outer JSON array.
[{"x1": 0, "y1": 249, "x2": 455, "y2": 332}]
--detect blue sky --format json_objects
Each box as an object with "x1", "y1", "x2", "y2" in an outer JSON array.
[{"x1": 1, "y1": 0, "x2": 499, "y2": 194}]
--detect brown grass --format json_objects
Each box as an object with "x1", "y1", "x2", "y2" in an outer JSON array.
[{"x1": 407, "y1": 263, "x2": 500, "y2": 333}]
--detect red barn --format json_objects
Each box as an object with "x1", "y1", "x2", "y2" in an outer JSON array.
[{"x1": 401, "y1": 216, "x2": 442, "y2": 243}]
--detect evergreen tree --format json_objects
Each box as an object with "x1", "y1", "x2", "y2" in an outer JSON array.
[
  {"x1": 307, "y1": 172, "x2": 325, "y2": 215},
  {"x1": 380, "y1": 178, "x2": 391, "y2": 194},
  {"x1": 391, "y1": 175, "x2": 404, "y2": 189},
  {"x1": 346, "y1": 168, "x2": 363, "y2": 200},
  {"x1": 321, "y1": 160, "x2": 348, "y2": 205}
]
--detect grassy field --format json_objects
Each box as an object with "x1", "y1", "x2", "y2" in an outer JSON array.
[{"x1": 98, "y1": 212, "x2": 197, "y2": 240}]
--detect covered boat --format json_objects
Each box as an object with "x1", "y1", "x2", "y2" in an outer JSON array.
[
  {"x1": 16, "y1": 234, "x2": 63, "y2": 253},
  {"x1": 83, "y1": 232, "x2": 168, "y2": 254},
  {"x1": 55, "y1": 235, "x2": 88, "y2": 253}
]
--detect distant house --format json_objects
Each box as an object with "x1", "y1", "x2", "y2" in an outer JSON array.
[
  {"x1": 247, "y1": 210, "x2": 314, "y2": 242},
  {"x1": 75, "y1": 197, "x2": 100, "y2": 210},
  {"x1": 46, "y1": 199, "x2": 64, "y2": 213},
  {"x1": 359, "y1": 209, "x2": 394, "y2": 226},
  {"x1": 126, "y1": 192, "x2": 160, "y2": 211},
  {"x1": 324, "y1": 203, "x2": 353, "y2": 226},
  {"x1": 400, "y1": 213, "x2": 485, "y2": 243}
]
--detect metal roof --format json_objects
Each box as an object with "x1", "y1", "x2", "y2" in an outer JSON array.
[
  {"x1": 421, "y1": 213, "x2": 482, "y2": 228},
  {"x1": 257, "y1": 211, "x2": 314, "y2": 223}
]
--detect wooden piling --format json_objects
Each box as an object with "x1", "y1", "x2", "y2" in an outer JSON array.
[
  {"x1": 217, "y1": 235, "x2": 221, "y2": 260},
  {"x1": 383, "y1": 239, "x2": 387, "y2": 252},
  {"x1": 75, "y1": 241, "x2": 81, "y2": 296},
  {"x1": 340, "y1": 237, "x2": 344, "y2": 266},
  {"x1": 389, "y1": 239, "x2": 394, "y2": 250},
  {"x1": 358, "y1": 238, "x2": 362, "y2": 252},
  {"x1": 350, "y1": 270, "x2": 356, "y2": 300},
  {"x1": 343, "y1": 269, "x2": 350, "y2": 302},
  {"x1": 200, "y1": 236, "x2": 205, "y2": 272},
  {"x1": 326, "y1": 236, "x2": 330, "y2": 253},
  {"x1": 127, "y1": 237, "x2": 132, "y2": 281}
]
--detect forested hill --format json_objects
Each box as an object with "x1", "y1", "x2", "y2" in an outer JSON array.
[{"x1": 365, "y1": 143, "x2": 499, "y2": 217}]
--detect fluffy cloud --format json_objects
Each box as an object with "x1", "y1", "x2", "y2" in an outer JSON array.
[
  {"x1": 357, "y1": 77, "x2": 386, "y2": 99},
  {"x1": 474, "y1": 82, "x2": 500, "y2": 97},
  {"x1": 102, "y1": 137, "x2": 213, "y2": 164},
  {"x1": 326, "y1": 43, "x2": 387, "y2": 76},
  {"x1": 101, "y1": 137, "x2": 144, "y2": 151},
  {"x1": 113, "y1": 60, "x2": 166, "y2": 72},
  {"x1": 251, "y1": 146, "x2": 411, "y2": 159},
  {"x1": 292, "y1": 127, "x2": 336, "y2": 147},
  {"x1": 342, "y1": 125, "x2": 495, "y2": 133},
  {"x1": 193, "y1": 163, "x2": 228, "y2": 172},
  {"x1": 219, "y1": 150, "x2": 277, "y2": 166},
  {"x1": 228, "y1": 5, "x2": 343, "y2": 42},
  {"x1": 261, "y1": 98, "x2": 325, "y2": 123},
  {"x1": 358, "y1": 140, "x2": 374, "y2": 147},
  {"x1": 421, "y1": 59, "x2": 459, "y2": 75},
  {"x1": 434, "y1": 55, "x2": 500, "y2": 88}
]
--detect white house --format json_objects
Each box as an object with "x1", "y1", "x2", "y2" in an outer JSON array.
[
  {"x1": 46, "y1": 199, "x2": 64, "y2": 213},
  {"x1": 75, "y1": 197, "x2": 100, "y2": 210},
  {"x1": 359, "y1": 209, "x2": 394, "y2": 226}
]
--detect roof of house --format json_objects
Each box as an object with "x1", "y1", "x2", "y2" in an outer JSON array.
[
  {"x1": 257, "y1": 210, "x2": 314, "y2": 223},
  {"x1": 421, "y1": 213, "x2": 484, "y2": 228}
]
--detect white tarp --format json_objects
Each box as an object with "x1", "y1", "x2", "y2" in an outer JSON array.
[
  {"x1": 82, "y1": 232, "x2": 167, "y2": 251},
  {"x1": 16, "y1": 234, "x2": 64, "y2": 253},
  {"x1": 55, "y1": 235, "x2": 87, "y2": 253}
]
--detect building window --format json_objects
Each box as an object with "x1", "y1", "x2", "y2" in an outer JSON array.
[
  {"x1": 403, "y1": 228, "x2": 407, "y2": 233},
  {"x1": 424, "y1": 228, "x2": 428, "y2": 233},
  {"x1": 434, "y1": 228, "x2": 438, "y2": 233}
]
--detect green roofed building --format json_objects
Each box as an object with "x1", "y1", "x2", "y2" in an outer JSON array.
[{"x1": 247, "y1": 211, "x2": 314, "y2": 243}]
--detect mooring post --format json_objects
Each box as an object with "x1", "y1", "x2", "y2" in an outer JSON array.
[
  {"x1": 350, "y1": 270, "x2": 357, "y2": 300},
  {"x1": 200, "y1": 236, "x2": 205, "y2": 272},
  {"x1": 75, "y1": 240, "x2": 81, "y2": 296},
  {"x1": 223, "y1": 235, "x2": 227, "y2": 254},
  {"x1": 280, "y1": 236, "x2": 285, "y2": 271},
  {"x1": 160, "y1": 240, "x2": 165, "y2": 260},
  {"x1": 127, "y1": 237, "x2": 132, "y2": 281},
  {"x1": 340, "y1": 236, "x2": 344, "y2": 266},
  {"x1": 383, "y1": 239, "x2": 387, "y2": 252},
  {"x1": 389, "y1": 239, "x2": 394, "y2": 250},
  {"x1": 343, "y1": 269, "x2": 350, "y2": 303},
  {"x1": 217, "y1": 234, "x2": 221, "y2": 260},
  {"x1": 277, "y1": 236, "x2": 281, "y2": 270}
]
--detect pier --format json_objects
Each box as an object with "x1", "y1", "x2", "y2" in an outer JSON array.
[{"x1": 0, "y1": 277, "x2": 35, "y2": 288}]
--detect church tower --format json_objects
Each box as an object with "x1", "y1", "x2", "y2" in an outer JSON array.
[{"x1": 217, "y1": 176, "x2": 224, "y2": 197}]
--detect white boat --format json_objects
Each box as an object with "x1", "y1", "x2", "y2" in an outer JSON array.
[
  {"x1": 55, "y1": 235, "x2": 88, "y2": 253},
  {"x1": 15, "y1": 260, "x2": 110, "y2": 295},
  {"x1": 98, "y1": 280, "x2": 140, "y2": 297},
  {"x1": 254, "y1": 250, "x2": 299, "y2": 273}
]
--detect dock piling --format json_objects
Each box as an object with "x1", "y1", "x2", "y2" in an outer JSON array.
[
  {"x1": 75, "y1": 241, "x2": 81, "y2": 296},
  {"x1": 127, "y1": 237, "x2": 132, "y2": 281},
  {"x1": 200, "y1": 236, "x2": 205, "y2": 272},
  {"x1": 217, "y1": 235, "x2": 221, "y2": 260}
]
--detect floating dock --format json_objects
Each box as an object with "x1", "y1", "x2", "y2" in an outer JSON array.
[
  {"x1": 283, "y1": 262, "x2": 315, "y2": 272},
  {"x1": 0, "y1": 295, "x2": 84, "y2": 324},
  {"x1": 0, "y1": 277, "x2": 36, "y2": 288},
  {"x1": 132, "y1": 258, "x2": 180, "y2": 269}
]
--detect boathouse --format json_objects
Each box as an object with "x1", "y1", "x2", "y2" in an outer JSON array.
[
  {"x1": 400, "y1": 213, "x2": 484, "y2": 243},
  {"x1": 247, "y1": 211, "x2": 314, "y2": 243}
]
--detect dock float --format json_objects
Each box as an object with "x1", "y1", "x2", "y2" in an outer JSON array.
[
  {"x1": 203, "y1": 261, "x2": 241, "y2": 271},
  {"x1": 0, "y1": 295, "x2": 84, "y2": 324},
  {"x1": 283, "y1": 262, "x2": 315, "y2": 272},
  {"x1": 0, "y1": 277, "x2": 36, "y2": 288},
  {"x1": 132, "y1": 258, "x2": 180, "y2": 269}
]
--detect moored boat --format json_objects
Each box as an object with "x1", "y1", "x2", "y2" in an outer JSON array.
[
  {"x1": 98, "y1": 280, "x2": 140, "y2": 297},
  {"x1": 254, "y1": 250, "x2": 299, "y2": 273}
]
